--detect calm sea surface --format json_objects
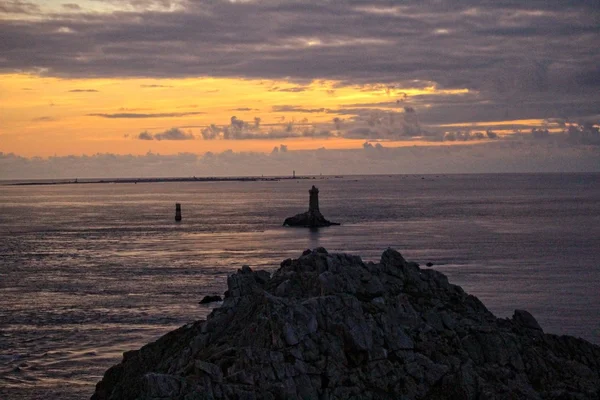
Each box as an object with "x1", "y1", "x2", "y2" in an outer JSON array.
[{"x1": 1, "y1": 173, "x2": 599, "y2": 399}]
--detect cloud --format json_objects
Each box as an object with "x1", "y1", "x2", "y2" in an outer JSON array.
[
  {"x1": 136, "y1": 128, "x2": 195, "y2": 141},
  {"x1": 272, "y1": 105, "x2": 332, "y2": 114},
  {"x1": 269, "y1": 86, "x2": 307, "y2": 93},
  {"x1": 200, "y1": 115, "x2": 335, "y2": 140},
  {"x1": 443, "y1": 130, "x2": 499, "y2": 142},
  {"x1": 137, "y1": 131, "x2": 154, "y2": 140},
  {"x1": 88, "y1": 111, "x2": 204, "y2": 118},
  {"x1": 195, "y1": 106, "x2": 455, "y2": 142},
  {"x1": 565, "y1": 123, "x2": 600, "y2": 145},
  {"x1": 62, "y1": 3, "x2": 81, "y2": 11},
  {"x1": 2, "y1": 135, "x2": 599, "y2": 180},
  {"x1": 340, "y1": 108, "x2": 427, "y2": 140},
  {"x1": 1, "y1": 1, "x2": 598, "y2": 126},
  {"x1": 140, "y1": 84, "x2": 173, "y2": 88},
  {"x1": 0, "y1": 0, "x2": 39, "y2": 14},
  {"x1": 230, "y1": 108, "x2": 258, "y2": 112},
  {"x1": 68, "y1": 89, "x2": 99, "y2": 92},
  {"x1": 31, "y1": 116, "x2": 56, "y2": 122}
]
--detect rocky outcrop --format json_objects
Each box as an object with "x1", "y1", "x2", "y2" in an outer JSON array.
[
  {"x1": 283, "y1": 186, "x2": 339, "y2": 228},
  {"x1": 199, "y1": 295, "x2": 222, "y2": 305},
  {"x1": 283, "y1": 210, "x2": 339, "y2": 228},
  {"x1": 92, "y1": 248, "x2": 600, "y2": 400}
]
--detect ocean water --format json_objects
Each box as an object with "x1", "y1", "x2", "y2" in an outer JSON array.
[{"x1": 1, "y1": 173, "x2": 599, "y2": 399}]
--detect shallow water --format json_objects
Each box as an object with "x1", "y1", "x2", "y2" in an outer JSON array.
[{"x1": 1, "y1": 173, "x2": 599, "y2": 399}]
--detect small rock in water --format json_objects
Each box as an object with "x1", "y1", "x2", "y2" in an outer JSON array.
[
  {"x1": 199, "y1": 295, "x2": 222, "y2": 304},
  {"x1": 426, "y1": 262, "x2": 434, "y2": 267}
]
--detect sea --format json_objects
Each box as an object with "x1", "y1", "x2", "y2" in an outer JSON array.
[{"x1": 1, "y1": 173, "x2": 599, "y2": 399}]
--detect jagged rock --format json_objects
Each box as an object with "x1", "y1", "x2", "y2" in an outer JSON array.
[
  {"x1": 199, "y1": 295, "x2": 223, "y2": 304},
  {"x1": 92, "y1": 249, "x2": 600, "y2": 400},
  {"x1": 513, "y1": 309, "x2": 543, "y2": 331}
]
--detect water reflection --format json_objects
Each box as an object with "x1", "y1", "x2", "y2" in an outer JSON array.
[
  {"x1": 1, "y1": 173, "x2": 599, "y2": 400},
  {"x1": 308, "y1": 227, "x2": 322, "y2": 249}
]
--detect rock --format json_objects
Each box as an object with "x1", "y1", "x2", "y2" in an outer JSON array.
[
  {"x1": 199, "y1": 295, "x2": 223, "y2": 304},
  {"x1": 426, "y1": 262, "x2": 434, "y2": 267},
  {"x1": 513, "y1": 309, "x2": 543, "y2": 331},
  {"x1": 283, "y1": 186, "x2": 339, "y2": 228},
  {"x1": 93, "y1": 249, "x2": 600, "y2": 400}
]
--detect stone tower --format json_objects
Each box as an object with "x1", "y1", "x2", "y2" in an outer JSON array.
[
  {"x1": 283, "y1": 185, "x2": 339, "y2": 227},
  {"x1": 309, "y1": 185, "x2": 319, "y2": 213}
]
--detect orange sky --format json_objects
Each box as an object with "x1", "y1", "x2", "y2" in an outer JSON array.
[
  {"x1": 1, "y1": 0, "x2": 598, "y2": 163},
  {"x1": 1, "y1": 73, "x2": 502, "y2": 157}
]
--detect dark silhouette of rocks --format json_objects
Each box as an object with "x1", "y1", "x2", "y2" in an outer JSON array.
[
  {"x1": 283, "y1": 186, "x2": 339, "y2": 228},
  {"x1": 92, "y1": 249, "x2": 600, "y2": 400},
  {"x1": 199, "y1": 295, "x2": 222, "y2": 305}
]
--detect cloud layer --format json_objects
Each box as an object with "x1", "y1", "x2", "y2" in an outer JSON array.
[
  {"x1": 2, "y1": 2, "x2": 598, "y2": 91},
  {"x1": 2, "y1": 134, "x2": 599, "y2": 180},
  {"x1": 3, "y1": 1, "x2": 597, "y2": 127}
]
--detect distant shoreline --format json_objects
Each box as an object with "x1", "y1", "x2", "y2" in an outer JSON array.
[{"x1": 5, "y1": 176, "x2": 321, "y2": 186}]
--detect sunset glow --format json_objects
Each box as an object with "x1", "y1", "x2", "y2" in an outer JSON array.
[
  {"x1": 1, "y1": 0, "x2": 598, "y2": 177},
  {"x1": 1, "y1": 74, "x2": 472, "y2": 156}
]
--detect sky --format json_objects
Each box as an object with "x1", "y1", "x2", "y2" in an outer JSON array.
[{"x1": 1, "y1": 0, "x2": 599, "y2": 178}]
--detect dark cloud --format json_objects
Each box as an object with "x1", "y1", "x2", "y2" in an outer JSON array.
[
  {"x1": 344, "y1": 91, "x2": 600, "y2": 127},
  {"x1": 88, "y1": 111, "x2": 204, "y2": 118},
  {"x1": 269, "y1": 86, "x2": 307, "y2": 92},
  {"x1": 140, "y1": 84, "x2": 173, "y2": 88},
  {"x1": 138, "y1": 131, "x2": 154, "y2": 140},
  {"x1": 136, "y1": 128, "x2": 195, "y2": 141},
  {"x1": 154, "y1": 128, "x2": 195, "y2": 141},
  {"x1": 362, "y1": 141, "x2": 384, "y2": 150},
  {"x1": 68, "y1": 89, "x2": 99, "y2": 92},
  {"x1": 340, "y1": 109, "x2": 427, "y2": 140},
  {"x1": 443, "y1": 130, "x2": 499, "y2": 142},
  {"x1": 62, "y1": 4, "x2": 81, "y2": 11},
  {"x1": 565, "y1": 123, "x2": 600, "y2": 146},
  {"x1": 31, "y1": 116, "x2": 55, "y2": 122},
  {"x1": 230, "y1": 108, "x2": 258, "y2": 112},
  {"x1": 272, "y1": 105, "x2": 331, "y2": 113},
  {"x1": 1, "y1": 1, "x2": 598, "y2": 125}
]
